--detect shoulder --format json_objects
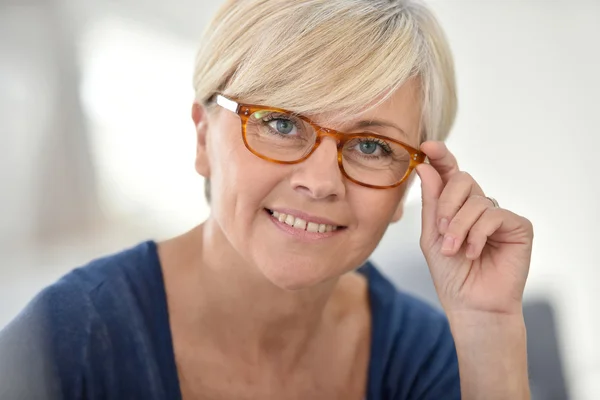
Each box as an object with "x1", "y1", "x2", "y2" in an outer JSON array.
[
  {"x1": 37, "y1": 240, "x2": 163, "y2": 345},
  {"x1": 361, "y1": 261, "x2": 451, "y2": 338},
  {"x1": 57, "y1": 240, "x2": 160, "y2": 296},
  {"x1": 19, "y1": 239, "x2": 160, "y2": 338},
  {"x1": 362, "y1": 262, "x2": 461, "y2": 400},
  {"x1": 0, "y1": 241, "x2": 165, "y2": 398},
  {"x1": 36, "y1": 241, "x2": 161, "y2": 327}
]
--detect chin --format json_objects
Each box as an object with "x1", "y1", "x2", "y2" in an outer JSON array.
[{"x1": 257, "y1": 258, "x2": 333, "y2": 291}]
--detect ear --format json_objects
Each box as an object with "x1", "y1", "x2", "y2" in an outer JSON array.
[
  {"x1": 391, "y1": 174, "x2": 417, "y2": 223},
  {"x1": 192, "y1": 102, "x2": 210, "y2": 178}
]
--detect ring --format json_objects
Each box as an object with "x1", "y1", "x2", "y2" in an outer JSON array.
[{"x1": 486, "y1": 197, "x2": 500, "y2": 208}]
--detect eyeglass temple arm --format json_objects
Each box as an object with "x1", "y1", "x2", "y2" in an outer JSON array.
[{"x1": 215, "y1": 94, "x2": 240, "y2": 114}]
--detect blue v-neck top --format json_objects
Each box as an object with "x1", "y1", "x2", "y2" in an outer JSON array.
[{"x1": 0, "y1": 241, "x2": 460, "y2": 399}]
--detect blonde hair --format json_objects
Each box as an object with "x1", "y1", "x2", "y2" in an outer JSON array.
[{"x1": 193, "y1": 0, "x2": 457, "y2": 142}]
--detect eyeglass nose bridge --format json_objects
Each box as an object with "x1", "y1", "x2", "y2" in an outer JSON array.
[
  {"x1": 314, "y1": 126, "x2": 352, "y2": 148},
  {"x1": 312, "y1": 127, "x2": 348, "y2": 163}
]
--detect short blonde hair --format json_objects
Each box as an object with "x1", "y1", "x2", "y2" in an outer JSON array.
[{"x1": 193, "y1": 0, "x2": 457, "y2": 142}]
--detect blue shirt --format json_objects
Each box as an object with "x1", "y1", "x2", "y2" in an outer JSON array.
[{"x1": 0, "y1": 241, "x2": 460, "y2": 399}]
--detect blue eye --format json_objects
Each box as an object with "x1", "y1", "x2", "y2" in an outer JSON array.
[
  {"x1": 359, "y1": 141, "x2": 378, "y2": 155},
  {"x1": 262, "y1": 115, "x2": 299, "y2": 137},
  {"x1": 353, "y1": 138, "x2": 392, "y2": 157},
  {"x1": 273, "y1": 119, "x2": 295, "y2": 135}
]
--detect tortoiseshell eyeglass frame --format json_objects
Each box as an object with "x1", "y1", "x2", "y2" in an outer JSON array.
[{"x1": 213, "y1": 94, "x2": 426, "y2": 189}]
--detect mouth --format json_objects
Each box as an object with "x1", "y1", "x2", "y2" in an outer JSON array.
[{"x1": 265, "y1": 208, "x2": 346, "y2": 233}]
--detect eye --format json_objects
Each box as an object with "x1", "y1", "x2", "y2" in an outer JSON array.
[
  {"x1": 267, "y1": 118, "x2": 297, "y2": 135},
  {"x1": 352, "y1": 138, "x2": 392, "y2": 157},
  {"x1": 359, "y1": 141, "x2": 378, "y2": 155}
]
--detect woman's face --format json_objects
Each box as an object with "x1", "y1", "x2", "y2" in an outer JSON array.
[{"x1": 194, "y1": 79, "x2": 423, "y2": 290}]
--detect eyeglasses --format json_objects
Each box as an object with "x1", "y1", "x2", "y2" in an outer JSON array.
[{"x1": 213, "y1": 94, "x2": 426, "y2": 189}]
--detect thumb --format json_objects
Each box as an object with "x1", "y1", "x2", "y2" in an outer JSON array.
[{"x1": 416, "y1": 163, "x2": 444, "y2": 242}]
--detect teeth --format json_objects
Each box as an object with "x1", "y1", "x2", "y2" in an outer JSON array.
[
  {"x1": 307, "y1": 222, "x2": 319, "y2": 233},
  {"x1": 293, "y1": 218, "x2": 307, "y2": 230},
  {"x1": 269, "y1": 210, "x2": 339, "y2": 233},
  {"x1": 285, "y1": 214, "x2": 295, "y2": 226}
]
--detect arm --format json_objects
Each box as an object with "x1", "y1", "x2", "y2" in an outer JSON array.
[
  {"x1": 0, "y1": 277, "x2": 94, "y2": 400},
  {"x1": 449, "y1": 312, "x2": 529, "y2": 399},
  {"x1": 416, "y1": 141, "x2": 533, "y2": 399},
  {"x1": 0, "y1": 293, "x2": 63, "y2": 400}
]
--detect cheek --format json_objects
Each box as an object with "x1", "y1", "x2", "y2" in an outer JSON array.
[
  {"x1": 209, "y1": 128, "x2": 284, "y2": 224},
  {"x1": 352, "y1": 186, "x2": 406, "y2": 234},
  {"x1": 217, "y1": 145, "x2": 275, "y2": 201},
  {"x1": 208, "y1": 125, "x2": 254, "y2": 199}
]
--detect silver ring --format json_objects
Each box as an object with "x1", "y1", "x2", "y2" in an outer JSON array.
[{"x1": 486, "y1": 197, "x2": 500, "y2": 208}]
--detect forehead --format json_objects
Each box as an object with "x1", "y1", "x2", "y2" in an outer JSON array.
[{"x1": 309, "y1": 78, "x2": 423, "y2": 143}]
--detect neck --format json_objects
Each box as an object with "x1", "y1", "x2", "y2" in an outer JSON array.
[{"x1": 160, "y1": 218, "x2": 343, "y2": 367}]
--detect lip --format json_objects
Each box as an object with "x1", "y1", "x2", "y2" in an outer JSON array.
[
  {"x1": 265, "y1": 209, "x2": 344, "y2": 241},
  {"x1": 265, "y1": 207, "x2": 345, "y2": 227}
]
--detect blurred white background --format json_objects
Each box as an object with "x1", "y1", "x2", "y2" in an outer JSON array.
[{"x1": 0, "y1": 0, "x2": 598, "y2": 398}]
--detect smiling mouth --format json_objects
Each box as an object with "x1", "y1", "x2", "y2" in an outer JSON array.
[{"x1": 265, "y1": 209, "x2": 345, "y2": 233}]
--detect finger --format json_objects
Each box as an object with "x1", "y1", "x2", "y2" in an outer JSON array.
[
  {"x1": 464, "y1": 208, "x2": 504, "y2": 259},
  {"x1": 468, "y1": 208, "x2": 534, "y2": 253},
  {"x1": 416, "y1": 163, "x2": 444, "y2": 243},
  {"x1": 436, "y1": 172, "x2": 485, "y2": 235},
  {"x1": 420, "y1": 141, "x2": 460, "y2": 184},
  {"x1": 441, "y1": 195, "x2": 494, "y2": 256}
]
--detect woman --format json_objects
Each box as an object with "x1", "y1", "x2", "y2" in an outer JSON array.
[{"x1": 0, "y1": 0, "x2": 533, "y2": 399}]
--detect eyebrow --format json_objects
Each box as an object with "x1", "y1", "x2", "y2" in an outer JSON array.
[{"x1": 350, "y1": 119, "x2": 410, "y2": 141}]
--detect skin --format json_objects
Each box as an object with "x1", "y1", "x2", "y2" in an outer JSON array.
[{"x1": 158, "y1": 77, "x2": 532, "y2": 399}]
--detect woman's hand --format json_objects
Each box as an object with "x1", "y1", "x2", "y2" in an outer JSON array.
[
  {"x1": 416, "y1": 141, "x2": 533, "y2": 317},
  {"x1": 416, "y1": 141, "x2": 533, "y2": 399}
]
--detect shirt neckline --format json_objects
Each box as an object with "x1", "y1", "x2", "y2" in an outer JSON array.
[{"x1": 144, "y1": 240, "x2": 387, "y2": 400}]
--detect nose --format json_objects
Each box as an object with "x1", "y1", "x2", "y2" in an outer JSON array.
[{"x1": 289, "y1": 137, "x2": 346, "y2": 200}]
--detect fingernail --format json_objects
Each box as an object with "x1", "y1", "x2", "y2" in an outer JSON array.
[
  {"x1": 442, "y1": 235, "x2": 455, "y2": 252},
  {"x1": 438, "y1": 218, "x2": 449, "y2": 234}
]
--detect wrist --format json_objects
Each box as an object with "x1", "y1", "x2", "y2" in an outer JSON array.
[
  {"x1": 448, "y1": 310, "x2": 527, "y2": 349},
  {"x1": 447, "y1": 311, "x2": 530, "y2": 400},
  {"x1": 447, "y1": 309, "x2": 525, "y2": 332}
]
